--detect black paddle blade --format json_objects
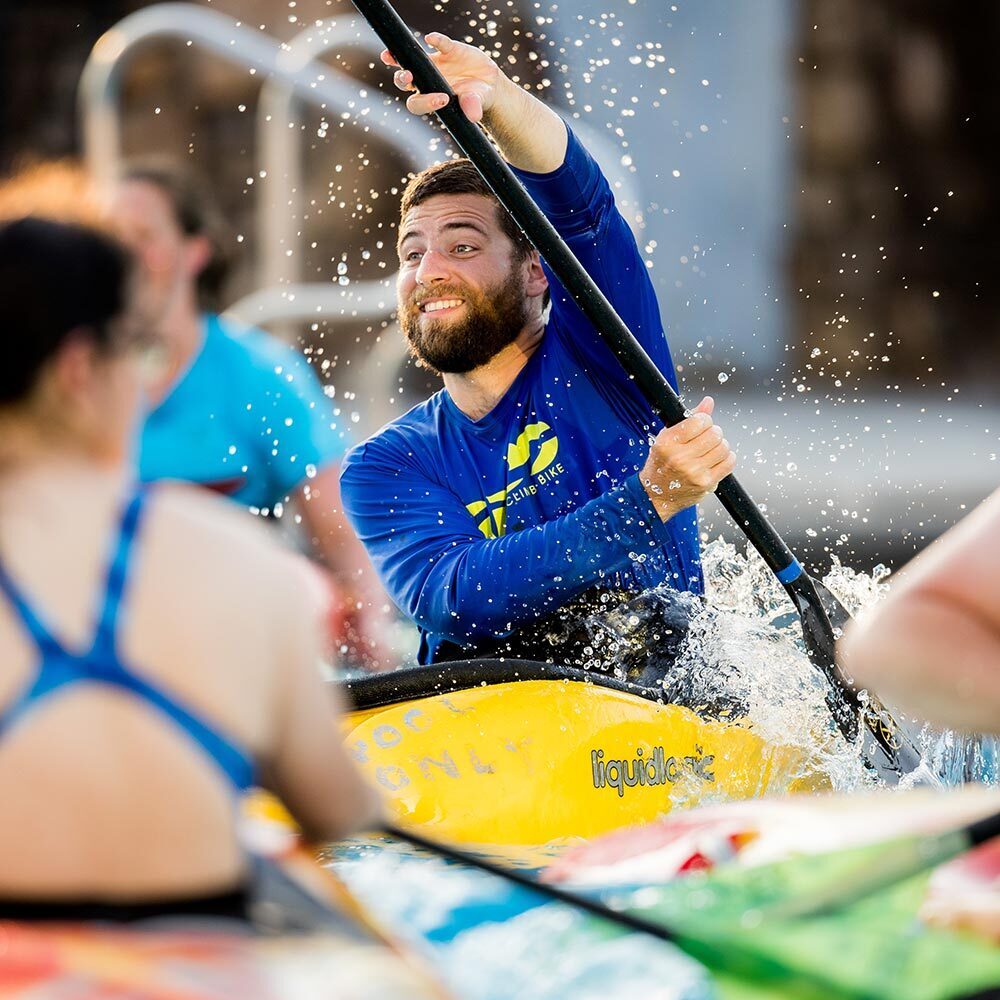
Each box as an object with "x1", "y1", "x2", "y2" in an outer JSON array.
[
  {"x1": 812, "y1": 577, "x2": 925, "y2": 781},
  {"x1": 786, "y1": 573, "x2": 922, "y2": 783},
  {"x1": 812, "y1": 578, "x2": 852, "y2": 633},
  {"x1": 786, "y1": 577, "x2": 859, "y2": 740}
]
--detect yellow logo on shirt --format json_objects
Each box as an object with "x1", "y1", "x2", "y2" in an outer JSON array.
[
  {"x1": 465, "y1": 422, "x2": 563, "y2": 539},
  {"x1": 506, "y1": 421, "x2": 559, "y2": 475}
]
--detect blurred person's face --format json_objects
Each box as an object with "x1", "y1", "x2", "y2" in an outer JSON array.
[
  {"x1": 396, "y1": 193, "x2": 546, "y2": 374},
  {"x1": 110, "y1": 180, "x2": 209, "y2": 339}
]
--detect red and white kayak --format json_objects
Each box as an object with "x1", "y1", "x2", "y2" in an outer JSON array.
[{"x1": 545, "y1": 785, "x2": 1000, "y2": 943}]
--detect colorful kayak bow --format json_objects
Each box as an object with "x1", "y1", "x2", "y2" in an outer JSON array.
[{"x1": 384, "y1": 801, "x2": 1000, "y2": 1000}]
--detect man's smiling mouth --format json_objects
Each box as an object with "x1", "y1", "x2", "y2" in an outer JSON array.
[{"x1": 420, "y1": 298, "x2": 465, "y2": 313}]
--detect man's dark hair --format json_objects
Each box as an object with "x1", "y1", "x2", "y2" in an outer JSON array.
[
  {"x1": 399, "y1": 158, "x2": 534, "y2": 260},
  {"x1": 0, "y1": 216, "x2": 130, "y2": 406},
  {"x1": 122, "y1": 158, "x2": 232, "y2": 310}
]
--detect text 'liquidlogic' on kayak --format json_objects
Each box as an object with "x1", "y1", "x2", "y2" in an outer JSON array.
[{"x1": 591, "y1": 746, "x2": 716, "y2": 797}]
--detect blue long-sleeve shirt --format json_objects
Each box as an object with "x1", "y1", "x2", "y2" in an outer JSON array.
[{"x1": 341, "y1": 127, "x2": 701, "y2": 664}]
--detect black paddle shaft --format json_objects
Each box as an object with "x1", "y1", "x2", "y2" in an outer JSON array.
[{"x1": 351, "y1": 0, "x2": 920, "y2": 780}]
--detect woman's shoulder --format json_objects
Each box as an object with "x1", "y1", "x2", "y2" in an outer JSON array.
[{"x1": 144, "y1": 483, "x2": 309, "y2": 592}]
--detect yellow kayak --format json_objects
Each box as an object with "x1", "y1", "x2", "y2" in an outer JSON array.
[{"x1": 342, "y1": 659, "x2": 824, "y2": 847}]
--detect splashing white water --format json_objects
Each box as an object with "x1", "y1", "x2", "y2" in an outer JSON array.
[{"x1": 571, "y1": 537, "x2": 994, "y2": 792}]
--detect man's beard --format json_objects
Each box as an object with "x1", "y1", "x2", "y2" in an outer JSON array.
[{"x1": 400, "y1": 269, "x2": 529, "y2": 375}]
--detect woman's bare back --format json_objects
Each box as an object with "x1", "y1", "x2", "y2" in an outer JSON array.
[{"x1": 0, "y1": 465, "x2": 374, "y2": 901}]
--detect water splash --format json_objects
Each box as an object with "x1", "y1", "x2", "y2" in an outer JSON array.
[{"x1": 567, "y1": 537, "x2": 993, "y2": 792}]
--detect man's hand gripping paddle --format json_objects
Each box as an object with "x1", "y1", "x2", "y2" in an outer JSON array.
[{"x1": 351, "y1": 0, "x2": 921, "y2": 783}]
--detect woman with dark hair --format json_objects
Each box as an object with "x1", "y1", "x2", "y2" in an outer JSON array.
[{"x1": 0, "y1": 211, "x2": 380, "y2": 919}]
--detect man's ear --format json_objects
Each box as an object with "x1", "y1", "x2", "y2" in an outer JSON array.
[
  {"x1": 524, "y1": 250, "x2": 548, "y2": 299},
  {"x1": 184, "y1": 233, "x2": 213, "y2": 281}
]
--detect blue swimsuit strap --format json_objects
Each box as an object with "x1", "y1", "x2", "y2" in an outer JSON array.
[
  {"x1": 89, "y1": 489, "x2": 147, "y2": 660},
  {"x1": 0, "y1": 562, "x2": 64, "y2": 659},
  {"x1": 0, "y1": 489, "x2": 255, "y2": 793},
  {"x1": 0, "y1": 560, "x2": 71, "y2": 731}
]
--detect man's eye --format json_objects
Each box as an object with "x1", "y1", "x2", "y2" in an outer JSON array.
[
  {"x1": 453, "y1": 244, "x2": 475, "y2": 254},
  {"x1": 404, "y1": 250, "x2": 423, "y2": 262}
]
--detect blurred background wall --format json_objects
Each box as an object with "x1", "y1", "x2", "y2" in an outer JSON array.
[{"x1": 2, "y1": 0, "x2": 997, "y2": 575}]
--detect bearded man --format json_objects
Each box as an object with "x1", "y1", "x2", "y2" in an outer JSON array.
[{"x1": 340, "y1": 33, "x2": 736, "y2": 666}]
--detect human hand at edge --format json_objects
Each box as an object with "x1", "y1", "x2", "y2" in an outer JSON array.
[{"x1": 381, "y1": 32, "x2": 504, "y2": 124}]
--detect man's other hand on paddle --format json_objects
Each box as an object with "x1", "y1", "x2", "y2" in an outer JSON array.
[{"x1": 640, "y1": 397, "x2": 736, "y2": 522}]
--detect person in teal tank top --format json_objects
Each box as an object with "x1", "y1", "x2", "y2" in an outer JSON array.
[
  {"x1": 111, "y1": 162, "x2": 394, "y2": 670},
  {"x1": 138, "y1": 311, "x2": 346, "y2": 511}
]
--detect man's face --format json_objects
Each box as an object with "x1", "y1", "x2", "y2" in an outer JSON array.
[
  {"x1": 397, "y1": 193, "x2": 531, "y2": 374},
  {"x1": 109, "y1": 180, "x2": 191, "y2": 334}
]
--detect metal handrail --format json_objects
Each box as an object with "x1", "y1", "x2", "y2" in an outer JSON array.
[
  {"x1": 223, "y1": 279, "x2": 394, "y2": 326},
  {"x1": 79, "y1": 3, "x2": 426, "y2": 187},
  {"x1": 78, "y1": 4, "x2": 439, "y2": 333}
]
